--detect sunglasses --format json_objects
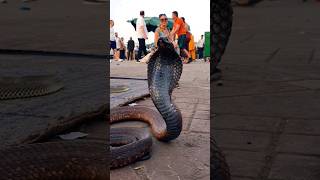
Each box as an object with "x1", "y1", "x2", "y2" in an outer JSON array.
[{"x1": 160, "y1": 18, "x2": 168, "y2": 22}]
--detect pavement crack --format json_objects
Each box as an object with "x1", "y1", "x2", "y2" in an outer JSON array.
[
  {"x1": 257, "y1": 117, "x2": 288, "y2": 180},
  {"x1": 264, "y1": 48, "x2": 280, "y2": 63},
  {"x1": 212, "y1": 127, "x2": 274, "y2": 134},
  {"x1": 307, "y1": 48, "x2": 315, "y2": 64},
  {"x1": 0, "y1": 112, "x2": 50, "y2": 118},
  {"x1": 240, "y1": 34, "x2": 255, "y2": 43},
  {"x1": 215, "y1": 112, "x2": 320, "y2": 121},
  {"x1": 185, "y1": 99, "x2": 199, "y2": 131},
  {"x1": 214, "y1": 88, "x2": 311, "y2": 99},
  {"x1": 0, "y1": 49, "x2": 106, "y2": 59}
]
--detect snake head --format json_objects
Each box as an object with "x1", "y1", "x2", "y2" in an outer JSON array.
[{"x1": 157, "y1": 37, "x2": 174, "y2": 51}]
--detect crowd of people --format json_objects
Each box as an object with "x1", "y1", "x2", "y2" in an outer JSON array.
[{"x1": 109, "y1": 10, "x2": 206, "y2": 63}]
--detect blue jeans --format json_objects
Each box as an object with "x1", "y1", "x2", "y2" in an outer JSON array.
[{"x1": 198, "y1": 47, "x2": 204, "y2": 59}]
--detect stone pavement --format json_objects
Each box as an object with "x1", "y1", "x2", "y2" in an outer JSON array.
[
  {"x1": 0, "y1": 54, "x2": 106, "y2": 147},
  {"x1": 110, "y1": 61, "x2": 210, "y2": 180},
  {"x1": 0, "y1": 0, "x2": 107, "y2": 55},
  {"x1": 110, "y1": 78, "x2": 149, "y2": 109},
  {"x1": 213, "y1": 1, "x2": 320, "y2": 180}
]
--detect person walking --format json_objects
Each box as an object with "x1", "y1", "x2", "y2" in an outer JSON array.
[
  {"x1": 170, "y1": 11, "x2": 190, "y2": 59},
  {"x1": 109, "y1": 20, "x2": 116, "y2": 60},
  {"x1": 188, "y1": 34, "x2": 196, "y2": 62},
  {"x1": 181, "y1": 17, "x2": 191, "y2": 49},
  {"x1": 136, "y1": 10, "x2": 148, "y2": 62},
  {"x1": 119, "y1": 37, "x2": 126, "y2": 60},
  {"x1": 197, "y1": 35, "x2": 205, "y2": 59},
  {"x1": 181, "y1": 17, "x2": 190, "y2": 32},
  {"x1": 181, "y1": 17, "x2": 192, "y2": 63},
  {"x1": 114, "y1": 32, "x2": 121, "y2": 60},
  {"x1": 127, "y1": 37, "x2": 135, "y2": 61}
]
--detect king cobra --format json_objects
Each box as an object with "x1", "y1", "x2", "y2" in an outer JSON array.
[{"x1": 110, "y1": 36, "x2": 183, "y2": 168}]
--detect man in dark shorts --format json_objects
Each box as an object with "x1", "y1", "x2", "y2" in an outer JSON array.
[{"x1": 170, "y1": 11, "x2": 190, "y2": 59}]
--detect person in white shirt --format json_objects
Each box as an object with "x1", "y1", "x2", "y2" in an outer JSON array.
[
  {"x1": 114, "y1": 32, "x2": 121, "y2": 60},
  {"x1": 110, "y1": 20, "x2": 116, "y2": 50},
  {"x1": 136, "y1": 10, "x2": 148, "y2": 62},
  {"x1": 197, "y1": 35, "x2": 205, "y2": 59}
]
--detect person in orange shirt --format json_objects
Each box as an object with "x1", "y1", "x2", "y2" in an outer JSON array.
[
  {"x1": 170, "y1": 11, "x2": 190, "y2": 59},
  {"x1": 188, "y1": 34, "x2": 196, "y2": 61}
]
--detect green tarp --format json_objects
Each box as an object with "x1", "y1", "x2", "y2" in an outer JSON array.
[
  {"x1": 127, "y1": 17, "x2": 190, "y2": 32},
  {"x1": 204, "y1": 32, "x2": 210, "y2": 57}
]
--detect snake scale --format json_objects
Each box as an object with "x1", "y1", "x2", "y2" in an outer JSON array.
[{"x1": 0, "y1": 75, "x2": 63, "y2": 100}]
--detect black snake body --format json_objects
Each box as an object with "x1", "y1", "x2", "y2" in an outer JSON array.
[{"x1": 110, "y1": 37, "x2": 183, "y2": 168}]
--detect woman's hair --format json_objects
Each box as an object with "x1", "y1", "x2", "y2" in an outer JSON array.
[
  {"x1": 181, "y1": 17, "x2": 185, "y2": 22},
  {"x1": 159, "y1": 13, "x2": 167, "y2": 18}
]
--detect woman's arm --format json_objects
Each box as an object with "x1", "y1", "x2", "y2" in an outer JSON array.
[{"x1": 154, "y1": 31, "x2": 159, "y2": 48}]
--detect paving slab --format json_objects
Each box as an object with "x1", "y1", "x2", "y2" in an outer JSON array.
[
  {"x1": 0, "y1": 0, "x2": 107, "y2": 55},
  {"x1": 214, "y1": 91, "x2": 320, "y2": 119},
  {"x1": 224, "y1": 150, "x2": 265, "y2": 178},
  {"x1": 269, "y1": 154, "x2": 320, "y2": 180},
  {"x1": 214, "y1": 1, "x2": 320, "y2": 179},
  {"x1": 276, "y1": 134, "x2": 320, "y2": 155},
  {"x1": 284, "y1": 119, "x2": 320, "y2": 136},
  {"x1": 110, "y1": 61, "x2": 210, "y2": 180},
  {"x1": 110, "y1": 79, "x2": 149, "y2": 109},
  {"x1": 212, "y1": 115, "x2": 281, "y2": 133},
  {"x1": 0, "y1": 54, "x2": 106, "y2": 147},
  {"x1": 213, "y1": 130, "x2": 271, "y2": 152}
]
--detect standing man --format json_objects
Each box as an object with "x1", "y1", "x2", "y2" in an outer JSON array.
[
  {"x1": 114, "y1": 32, "x2": 121, "y2": 60},
  {"x1": 197, "y1": 35, "x2": 205, "y2": 59},
  {"x1": 109, "y1": 20, "x2": 116, "y2": 60},
  {"x1": 136, "y1": 10, "x2": 148, "y2": 62},
  {"x1": 170, "y1": 11, "x2": 190, "y2": 59},
  {"x1": 127, "y1": 37, "x2": 135, "y2": 61},
  {"x1": 119, "y1": 37, "x2": 126, "y2": 60}
]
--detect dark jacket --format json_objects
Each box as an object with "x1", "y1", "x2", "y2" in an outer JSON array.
[{"x1": 127, "y1": 40, "x2": 135, "y2": 51}]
